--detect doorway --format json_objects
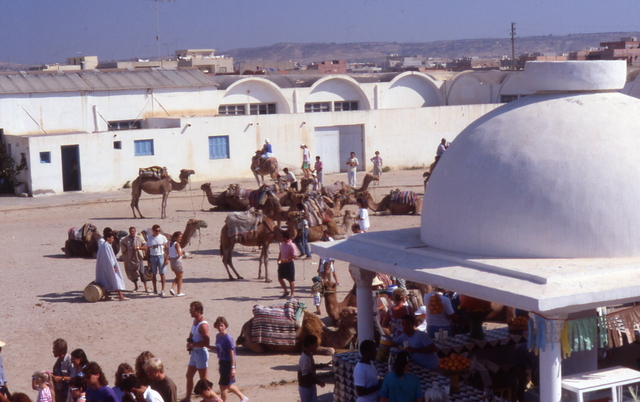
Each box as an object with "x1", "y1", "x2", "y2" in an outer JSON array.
[
  {"x1": 314, "y1": 125, "x2": 364, "y2": 173},
  {"x1": 61, "y1": 145, "x2": 81, "y2": 191}
]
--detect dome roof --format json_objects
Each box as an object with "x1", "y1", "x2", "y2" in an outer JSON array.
[{"x1": 421, "y1": 61, "x2": 640, "y2": 258}]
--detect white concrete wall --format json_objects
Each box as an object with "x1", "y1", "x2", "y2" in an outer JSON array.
[
  {"x1": 9, "y1": 103, "x2": 500, "y2": 195},
  {"x1": 380, "y1": 73, "x2": 443, "y2": 109}
]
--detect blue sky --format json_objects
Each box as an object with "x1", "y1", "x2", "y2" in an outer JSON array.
[{"x1": 2, "y1": 0, "x2": 640, "y2": 65}]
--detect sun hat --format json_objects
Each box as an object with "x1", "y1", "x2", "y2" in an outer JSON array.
[
  {"x1": 415, "y1": 305, "x2": 427, "y2": 315},
  {"x1": 371, "y1": 277, "x2": 384, "y2": 287},
  {"x1": 265, "y1": 139, "x2": 270, "y2": 143},
  {"x1": 300, "y1": 144, "x2": 306, "y2": 147}
]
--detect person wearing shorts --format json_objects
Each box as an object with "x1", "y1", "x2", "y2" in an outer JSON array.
[
  {"x1": 168, "y1": 231, "x2": 185, "y2": 297},
  {"x1": 277, "y1": 231, "x2": 298, "y2": 299},
  {"x1": 145, "y1": 224, "x2": 168, "y2": 297},
  {"x1": 185, "y1": 301, "x2": 209, "y2": 401},
  {"x1": 301, "y1": 144, "x2": 311, "y2": 178},
  {"x1": 211, "y1": 317, "x2": 248, "y2": 402}
]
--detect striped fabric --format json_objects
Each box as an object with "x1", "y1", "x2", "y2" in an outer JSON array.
[{"x1": 251, "y1": 299, "x2": 306, "y2": 346}]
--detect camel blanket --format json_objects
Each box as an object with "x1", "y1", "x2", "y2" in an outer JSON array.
[
  {"x1": 68, "y1": 222, "x2": 97, "y2": 241},
  {"x1": 225, "y1": 208, "x2": 263, "y2": 241},
  {"x1": 251, "y1": 299, "x2": 306, "y2": 345},
  {"x1": 389, "y1": 190, "x2": 417, "y2": 206},
  {"x1": 303, "y1": 194, "x2": 328, "y2": 227},
  {"x1": 138, "y1": 166, "x2": 167, "y2": 180},
  {"x1": 259, "y1": 157, "x2": 276, "y2": 170},
  {"x1": 323, "y1": 182, "x2": 344, "y2": 198},
  {"x1": 228, "y1": 185, "x2": 271, "y2": 208}
]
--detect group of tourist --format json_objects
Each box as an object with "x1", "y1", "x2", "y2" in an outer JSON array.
[
  {"x1": 257, "y1": 139, "x2": 384, "y2": 192},
  {"x1": 95, "y1": 225, "x2": 186, "y2": 301},
  {"x1": 0, "y1": 302, "x2": 248, "y2": 402}
]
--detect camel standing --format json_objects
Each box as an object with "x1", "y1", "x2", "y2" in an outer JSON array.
[
  {"x1": 251, "y1": 151, "x2": 278, "y2": 186},
  {"x1": 219, "y1": 216, "x2": 282, "y2": 282},
  {"x1": 180, "y1": 219, "x2": 208, "y2": 249},
  {"x1": 130, "y1": 169, "x2": 195, "y2": 219}
]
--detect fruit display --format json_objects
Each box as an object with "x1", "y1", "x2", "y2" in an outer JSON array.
[
  {"x1": 508, "y1": 316, "x2": 529, "y2": 332},
  {"x1": 508, "y1": 316, "x2": 529, "y2": 326},
  {"x1": 428, "y1": 294, "x2": 444, "y2": 314},
  {"x1": 438, "y1": 353, "x2": 471, "y2": 373}
]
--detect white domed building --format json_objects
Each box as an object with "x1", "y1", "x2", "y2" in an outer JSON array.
[{"x1": 314, "y1": 61, "x2": 640, "y2": 402}]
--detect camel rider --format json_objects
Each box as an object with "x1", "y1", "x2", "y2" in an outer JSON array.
[
  {"x1": 261, "y1": 139, "x2": 273, "y2": 158},
  {"x1": 255, "y1": 139, "x2": 273, "y2": 171}
]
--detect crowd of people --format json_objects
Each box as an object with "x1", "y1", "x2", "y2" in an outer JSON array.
[
  {"x1": 0, "y1": 303, "x2": 249, "y2": 402},
  {"x1": 95, "y1": 224, "x2": 186, "y2": 301}
]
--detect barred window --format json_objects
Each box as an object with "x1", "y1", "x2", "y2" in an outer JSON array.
[
  {"x1": 108, "y1": 120, "x2": 141, "y2": 131},
  {"x1": 304, "y1": 102, "x2": 330, "y2": 113},
  {"x1": 249, "y1": 103, "x2": 276, "y2": 115},
  {"x1": 334, "y1": 101, "x2": 358, "y2": 111},
  {"x1": 134, "y1": 139, "x2": 154, "y2": 156},
  {"x1": 218, "y1": 104, "x2": 246, "y2": 115}
]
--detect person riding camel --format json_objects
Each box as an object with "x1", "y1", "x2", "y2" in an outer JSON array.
[{"x1": 255, "y1": 139, "x2": 274, "y2": 171}]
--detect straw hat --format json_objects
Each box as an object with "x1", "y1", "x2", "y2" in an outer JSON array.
[{"x1": 371, "y1": 277, "x2": 384, "y2": 287}]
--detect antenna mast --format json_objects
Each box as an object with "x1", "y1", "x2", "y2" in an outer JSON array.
[
  {"x1": 511, "y1": 22, "x2": 516, "y2": 71},
  {"x1": 145, "y1": 0, "x2": 174, "y2": 67}
]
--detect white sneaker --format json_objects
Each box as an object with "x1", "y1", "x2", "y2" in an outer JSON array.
[
  {"x1": 160, "y1": 290, "x2": 165, "y2": 297},
  {"x1": 176, "y1": 293, "x2": 186, "y2": 297},
  {"x1": 241, "y1": 398, "x2": 249, "y2": 402},
  {"x1": 169, "y1": 289, "x2": 176, "y2": 296}
]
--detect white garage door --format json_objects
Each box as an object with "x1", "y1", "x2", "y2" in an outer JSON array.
[
  {"x1": 314, "y1": 127, "x2": 340, "y2": 173},
  {"x1": 315, "y1": 125, "x2": 364, "y2": 173}
]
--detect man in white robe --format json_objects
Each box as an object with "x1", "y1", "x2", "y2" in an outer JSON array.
[{"x1": 95, "y1": 231, "x2": 127, "y2": 301}]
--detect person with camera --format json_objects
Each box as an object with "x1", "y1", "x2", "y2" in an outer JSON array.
[{"x1": 183, "y1": 301, "x2": 210, "y2": 402}]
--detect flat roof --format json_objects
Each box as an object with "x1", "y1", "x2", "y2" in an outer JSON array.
[{"x1": 312, "y1": 228, "x2": 640, "y2": 315}]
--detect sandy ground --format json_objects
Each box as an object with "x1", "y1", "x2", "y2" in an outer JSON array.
[{"x1": 0, "y1": 169, "x2": 425, "y2": 402}]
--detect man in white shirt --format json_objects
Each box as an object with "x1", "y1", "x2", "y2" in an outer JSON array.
[
  {"x1": 346, "y1": 152, "x2": 359, "y2": 187},
  {"x1": 144, "y1": 224, "x2": 169, "y2": 297},
  {"x1": 353, "y1": 340, "x2": 380, "y2": 402},
  {"x1": 120, "y1": 376, "x2": 164, "y2": 402}
]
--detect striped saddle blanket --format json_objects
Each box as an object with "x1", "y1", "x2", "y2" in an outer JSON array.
[
  {"x1": 138, "y1": 166, "x2": 167, "y2": 179},
  {"x1": 225, "y1": 208, "x2": 263, "y2": 241},
  {"x1": 227, "y1": 185, "x2": 271, "y2": 207},
  {"x1": 389, "y1": 190, "x2": 417, "y2": 206},
  {"x1": 303, "y1": 194, "x2": 329, "y2": 226},
  {"x1": 251, "y1": 299, "x2": 306, "y2": 345}
]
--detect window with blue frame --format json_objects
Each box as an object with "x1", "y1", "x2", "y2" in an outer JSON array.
[
  {"x1": 134, "y1": 139, "x2": 154, "y2": 156},
  {"x1": 208, "y1": 136, "x2": 229, "y2": 159}
]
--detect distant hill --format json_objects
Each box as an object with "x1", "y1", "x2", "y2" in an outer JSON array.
[{"x1": 222, "y1": 32, "x2": 640, "y2": 64}]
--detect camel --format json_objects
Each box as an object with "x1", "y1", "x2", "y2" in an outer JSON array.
[
  {"x1": 323, "y1": 282, "x2": 357, "y2": 325},
  {"x1": 251, "y1": 151, "x2": 278, "y2": 186},
  {"x1": 220, "y1": 215, "x2": 282, "y2": 282},
  {"x1": 130, "y1": 168, "x2": 195, "y2": 219},
  {"x1": 180, "y1": 219, "x2": 208, "y2": 249},
  {"x1": 201, "y1": 183, "x2": 284, "y2": 225},
  {"x1": 63, "y1": 227, "x2": 127, "y2": 258},
  {"x1": 359, "y1": 189, "x2": 423, "y2": 215},
  {"x1": 286, "y1": 210, "x2": 356, "y2": 241},
  {"x1": 237, "y1": 306, "x2": 358, "y2": 355},
  {"x1": 322, "y1": 173, "x2": 377, "y2": 202},
  {"x1": 287, "y1": 190, "x2": 350, "y2": 221}
]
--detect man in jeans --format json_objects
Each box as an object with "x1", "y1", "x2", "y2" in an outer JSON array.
[{"x1": 145, "y1": 224, "x2": 169, "y2": 297}]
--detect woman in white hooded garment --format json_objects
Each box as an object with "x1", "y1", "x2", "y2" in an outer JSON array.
[{"x1": 95, "y1": 231, "x2": 127, "y2": 301}]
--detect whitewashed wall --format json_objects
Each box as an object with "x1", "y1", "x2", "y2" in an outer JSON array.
[{"x1": 9, "y1": 103, "x2": 500, "y2": 195}]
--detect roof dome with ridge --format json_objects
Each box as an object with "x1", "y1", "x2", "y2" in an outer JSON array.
[{"x1": 420, "y1": 61, "x2": 640, "y2": 258}]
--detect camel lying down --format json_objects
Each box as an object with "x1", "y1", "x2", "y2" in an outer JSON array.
[{"x1": 236, "y1": 307, "x2": 358, "y2": 355}]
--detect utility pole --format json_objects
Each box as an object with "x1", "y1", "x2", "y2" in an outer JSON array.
[{"x1": 511, "y1": 22, "x2": 516, "y2": 71}]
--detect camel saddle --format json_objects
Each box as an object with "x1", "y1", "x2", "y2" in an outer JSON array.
[
  {"x1": 138, "y1": 166, "x2": 168, "y2": 180},
  {"x1": 323, "y1": 181, "x2": 344, "y2": 198},
  {"x1": 225, "y1": 208, "x2": 263, "y2": 241},
  {"x1": 259, "y1": 157, "x2": 276, "y2": 169},
  {"x1": 251, "y1": 299, "x2": 306, "y2": 346},
  {"x1": 68, "y1": 222, "x2": 96, "y2": 241},
  {"x1": 389, "y1": 189, "x2": 417, "y2": 206},
  {"x1": 226, "y1": 185, "x2": 272, "y2": 207}
]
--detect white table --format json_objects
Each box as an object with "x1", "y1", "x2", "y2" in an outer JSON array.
[{"x1": 561, "y1": 366, "x2": 640, "y2": 402}]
